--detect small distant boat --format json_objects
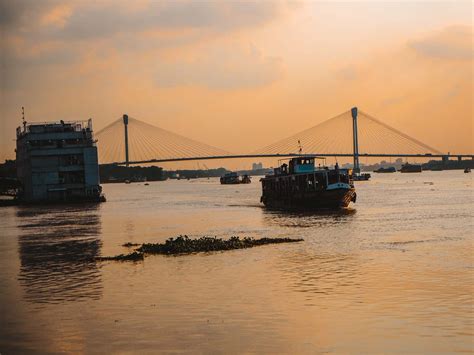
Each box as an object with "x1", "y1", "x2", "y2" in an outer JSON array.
[
  {"x1": 464, "y1": 168, "x2": 471, "y2": 173},
  {"x1": 220, "y1": 172, "x2": 251, "y2": 184},
  {"x1": 220, "y1": 172, "x2": 240, "y2": 184},
  {"x1": 400, "y1": 163, "x2": 422, "y2": 173},
  {"x1": 240, "y1": 174, "x2": 251, "y2": 184},
  {"x1": 374, "y1": 166, "x2": 396, "y2": 173},
  {"x1": 352, "y1": 172, "x2": 371, "y2": 181},
  {"x1": 125, "y1": 180, "x2": 131, "y2": 184}
]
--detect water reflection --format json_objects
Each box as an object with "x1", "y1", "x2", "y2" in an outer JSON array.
[
  {"x1": 266, "y1": 209, "x2": 360, "y2": 301},
  {"x1": 278, "y1": 250, "x2": 361, "y2": 300},
  {"x1": 263, "y1": 208, "x2": 356, "y2": 228},
  {"x1": 17, "y1": 204, "x2": 103, "y2": 304}
]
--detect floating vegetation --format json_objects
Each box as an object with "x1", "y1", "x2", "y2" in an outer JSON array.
[
  {"x1": 139, "y1": 236, "x2": 303, "y2": 255},
  {"x1": 97, "y1": 251, "x2": 144, "y2": 261},
  {"x1": 122, "y1": 242, "x2": 141, "y2": 248},
  {"x1": 98, "y1": 236, "x2": 303, "y2": 262}
]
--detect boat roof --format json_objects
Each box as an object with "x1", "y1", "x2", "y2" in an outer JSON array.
[{"x1": 278, "y1": 155, "x2": 326, "y2": 164}]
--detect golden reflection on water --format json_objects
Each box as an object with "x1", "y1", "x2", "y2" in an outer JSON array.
[
  {"x1": 278, "y1": 250, "x2": 360, "y2": 297},
  {"x1": 0, "y1": 172, "x2": 472, "y2": 353}
]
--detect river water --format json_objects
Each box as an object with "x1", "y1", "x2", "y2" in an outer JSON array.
[{"x1": 1, "y1": 171, "x2": 473, "y2": 353}]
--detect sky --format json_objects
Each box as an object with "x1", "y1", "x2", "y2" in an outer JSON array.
[{"x1": 0, "y1": 0, "x2": 472, "y2": 168}]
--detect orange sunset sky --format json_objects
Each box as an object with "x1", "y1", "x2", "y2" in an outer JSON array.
[{"x1": 0, "y1": 0, "x2": 472, "y2": 169}]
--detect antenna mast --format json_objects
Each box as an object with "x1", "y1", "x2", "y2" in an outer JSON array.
[{"x1": 22, "y1": 106, "x2": 26, "y2": 130}]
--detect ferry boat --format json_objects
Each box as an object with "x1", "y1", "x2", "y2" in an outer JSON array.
[
  {"x1": 400, "y1": 163, "x2": 422, "y2": 173},
  {"x1": 220, "y1": 172, "x2": 251, "y2": 184},
  {"x1": 260, "y1": 157, "x2": 356, "y2": 210},
  {"x1": 374, "y1": 166, "x2": 396, "y2": 173}
]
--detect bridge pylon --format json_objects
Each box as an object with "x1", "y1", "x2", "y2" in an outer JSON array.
[
  {"x1": 351, "y1": 107, "x2": 360, "y2": 174},
  {"x1": 123, "y1": 114, "x2": 129, "y2": 167}
]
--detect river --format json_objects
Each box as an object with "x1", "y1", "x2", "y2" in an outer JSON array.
[{"x1": 1, "y1": 171, "x2": 473, "y2": 353}]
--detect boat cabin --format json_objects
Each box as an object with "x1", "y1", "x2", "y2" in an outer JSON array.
[
  {"x1": 289, "y1": 157, "x2": 315, "y2": 174},
  {"x1": 274, "y1": 157, "x2": 316, "y2": 176}
]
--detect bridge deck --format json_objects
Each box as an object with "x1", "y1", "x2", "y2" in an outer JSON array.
[{"x1": 113, "y1": 153, "x2": 474, "y2": 165}]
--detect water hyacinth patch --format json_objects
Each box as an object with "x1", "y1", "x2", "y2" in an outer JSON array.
[{"x1": 97, "y1": 235, "x2": 303, "y2": 261}]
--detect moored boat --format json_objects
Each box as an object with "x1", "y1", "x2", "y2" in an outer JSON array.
[
  {"x1": 352, "y1": 172, "x2": 371, "y2": 181},
  {"x1": 241, "y1": 174, "x2": 251, "y2": 184},
  {"x1": 374, "y1": 166, "x2": 396, "y2": 173},
  {"x1": 220, "y1": 172, "x2": 251, "y2": 184},
  {"x1": 400, "y1": 163, "x2": 422, "y2": 173},
  {"x1": 260, "y1": 157, "x2": 356, "y2": 210},
  {"x1": 464, "y1": 168, "x2": 471, "y2": 173}
]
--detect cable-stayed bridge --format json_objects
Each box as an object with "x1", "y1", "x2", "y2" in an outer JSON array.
[{"x1": 95, "y1": 108, "x2": 473, "y2": 170}]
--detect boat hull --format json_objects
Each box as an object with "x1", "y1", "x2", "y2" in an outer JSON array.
[
  {"x1": 400, "y1": 164, "x2": 422, "y2": 173},
  {"x1": 261, "y1": 187, "x2": 356, "y2": 210},
  {"x1": 352, "y1": 174, "x2": 371, "y2": 181}
]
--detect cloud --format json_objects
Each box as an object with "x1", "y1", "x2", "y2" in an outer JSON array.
[
  {"x1": 0, "y1": 0, "x2": 62, "y2": 29},
  {"x1": 154, "y1": 45, "x2": 284, "y2": 90},
  {"x1": 408, "y1": 25, "x2": 473, "y2": 60},
  {"x1": 1, "y1": 1, "x2": 289, "y2": 40},
  {"x1": 40, "y1": 3, "x2": 73, "y2": 28},
  {"x1": 1, "y1": 1, "x2": 292, "y2": 92}
]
